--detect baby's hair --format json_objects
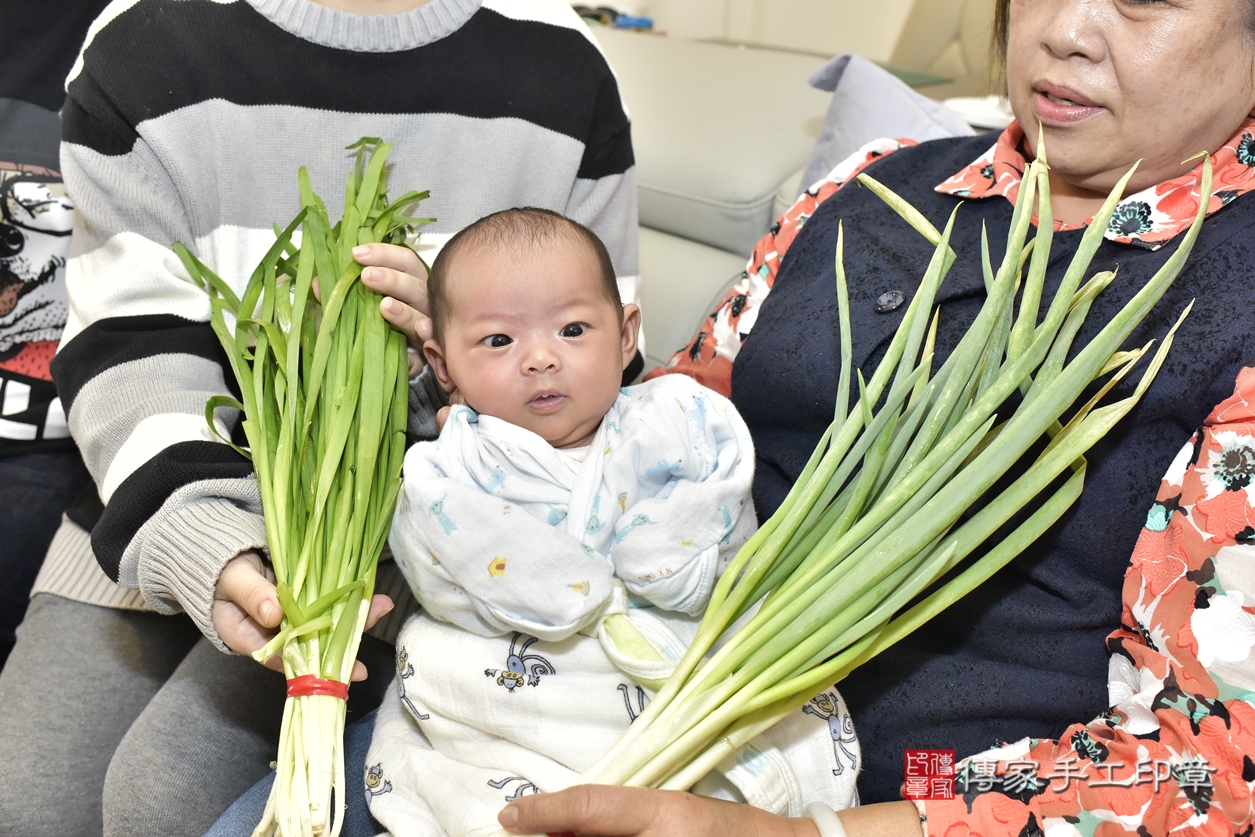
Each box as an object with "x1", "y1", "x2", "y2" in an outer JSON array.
[{"x1": 426, "y1": 207, "x2": 621, "y2": 344}]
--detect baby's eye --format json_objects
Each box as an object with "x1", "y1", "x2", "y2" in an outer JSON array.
[
  {"x1": 561, "y1": 323, "x2": 586, "y2": 338},
  {"x1": 483, "y1": 334, "x2": 512, "y2": 348}
]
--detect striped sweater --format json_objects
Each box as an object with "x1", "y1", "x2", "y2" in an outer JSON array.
[{"x1": 47, "y1": 0, "x2": 638, "y2": 646}]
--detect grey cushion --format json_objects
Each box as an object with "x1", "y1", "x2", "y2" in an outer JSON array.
[
  {"x1": 594, "y1": 29, "x2": 830, "y2": 256},
  {"x1": 798, "y1": 53, "x2": 974, "y2": 194},
  {"x1": 637, "y1": 226, "x2": 747, "y2": 371}
]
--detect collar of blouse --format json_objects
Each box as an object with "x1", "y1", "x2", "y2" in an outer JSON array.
[{"x1": 936, "y1": 116, "x2": 1255, "y2": 251}]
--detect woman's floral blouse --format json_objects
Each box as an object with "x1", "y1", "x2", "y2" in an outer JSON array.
[
  {"x1": 920, "y1": 366, "x2": 1255, "y2": 837},
  {"x1": 649, "y1": 117, "x2": 1255, "y2": 397}
]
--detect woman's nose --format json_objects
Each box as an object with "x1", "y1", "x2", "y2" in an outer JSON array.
[{"x1": 1037, "y1": 0, "x2": 1108, "y2": 64}]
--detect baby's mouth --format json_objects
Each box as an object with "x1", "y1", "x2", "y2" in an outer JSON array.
[{"x1": 528, "y1": 392, "x2": 566, "y2": 412}]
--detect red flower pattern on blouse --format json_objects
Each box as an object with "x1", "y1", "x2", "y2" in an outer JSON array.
[
  {"x1": 920, "y1": 366, "x2": 1255, "y2": 837},
  {"x1": 651, "y1": 119, "x2": 1255, "y2": 397}
]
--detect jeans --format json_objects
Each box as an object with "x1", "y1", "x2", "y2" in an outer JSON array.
[
  {"x1": 205, "y1": 709, "x2": 385, "y2": 837},
  {"x1": 0, "y1": 447, "x2": 91, "y2": 667}
]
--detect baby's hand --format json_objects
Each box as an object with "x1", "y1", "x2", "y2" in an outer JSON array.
[{"x1": 354, "y1": 243, "x2": 432, "y2": 363}]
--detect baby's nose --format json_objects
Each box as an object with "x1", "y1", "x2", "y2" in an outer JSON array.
[{"x1": 523, "y1": 342, "x2": 560, "y2": 373}]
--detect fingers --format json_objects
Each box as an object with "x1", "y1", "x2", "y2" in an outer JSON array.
[
  {"x1": 211, "y1": 599, "x2": 285, "y2": 671},
  {"x1": 500, "y1": 785, "x2": 660, "y2": 836},
  {"x1": 353, "y1": 242, "x2": 428, "y2": 279},
  {"x1": 353, "y1": 243, "x2": 431, "y2": 352},
  {"x1": 212, "y1": 551, "x2": 284, "y2": 665},
  {"x1": 215, "y1": 550, "x2": 281, "y2": 628},
  {"x1": 500, "y1": 787, "x2": 814, "y2": 837},
  {"x1": 435, "y1": 405, "x2": 451, "y2": 433},
  {"x1": 211, "y1": 558, "x2": 397, "y2": 681},
  {"x1": 365, "y1": 268, "x2": 430, "y2": 316},
  {"x1": 356, "y1": 244, "x2": 429, "y2": 315},
  {"x1": 364, "y1": 594, "x2": 394, "y2": 631},
  {"x1": 379, "y1": 296, "x2": 431, "y2": 353}
]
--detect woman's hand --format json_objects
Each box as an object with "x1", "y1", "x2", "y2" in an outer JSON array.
[
  {"x1": 212, "y1": 550, "x2": 393, "y2": 679},
  {"x1": 498, "y1": 786, "x2": 817, "y2": 837},
  {"x1": 353, "y1": 242, "x2": 432, "y2": 376},
  {"x1": 499, "y1": 786, "x2": 924, "y2": 837}
]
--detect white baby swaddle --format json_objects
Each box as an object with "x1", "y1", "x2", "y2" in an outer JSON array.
[{"x1": 367, "y1": 376, "x2": 860, "y2": 836}]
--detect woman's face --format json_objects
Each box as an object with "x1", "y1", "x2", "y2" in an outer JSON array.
[{"x1": 1007, "y1": 0, "x2": 1255, "y2": 196}]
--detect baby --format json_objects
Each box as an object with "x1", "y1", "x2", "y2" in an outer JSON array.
[{"x1": 366, "y1": 208, "x2": 860, "y2": 836}]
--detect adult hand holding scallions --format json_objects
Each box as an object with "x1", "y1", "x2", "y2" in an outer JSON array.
[{"x1": 211, "y1": 550, "x2": 394, "y2": 679}]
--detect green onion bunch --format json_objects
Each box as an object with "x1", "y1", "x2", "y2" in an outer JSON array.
[
  {"x1": 570, "y1": 144, "x2": 1211, "y2": 798},
  {"x1": 175, "y1": 139, "x2": 428, "y2": 837}
]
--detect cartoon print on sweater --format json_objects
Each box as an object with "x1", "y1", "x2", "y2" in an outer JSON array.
[
  {"x1": 487, "y1": 776, "x2": 539, "y2": 801},
  {"x1": 484, "y1": 633, "x2": 555, "y2": 690},
  {"x1": 1, "y1": 171, "x2": 69, "y2": 344},
  {"x1": 0, "y1": 166, "x2": 73, "y2": 442},
  {"x1": 803, "y1": 693, "x2": 859, "y2": 776},
  {"x1": 397, "y1": 646, "x2": 429, "y2": 720},
  {"x1": 365, "y1": 763, "x2": 392, "y2": 799},
  {"x1": 618, "y1": 683, "x2": 648, "y2": 723}
]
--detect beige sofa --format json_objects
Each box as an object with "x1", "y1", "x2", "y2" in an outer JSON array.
[{"x1": 593, "y1": 28, "x2": 832, "y2": 371}]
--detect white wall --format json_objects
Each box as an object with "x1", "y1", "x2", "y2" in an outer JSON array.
[
  {"x1": 631, "y1": 0, "x2": 916, "y2": 63},
  {"x1": 578, "y1": 0, "x2": 999, "y2": 97}
]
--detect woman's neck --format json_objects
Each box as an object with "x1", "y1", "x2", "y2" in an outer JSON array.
[
  {"x1": 1046, "y1": 169, "x2": 1110, "y2": 227},
  {"x1": 306, "y1": 0, "x2": 431, "y2": 12}
]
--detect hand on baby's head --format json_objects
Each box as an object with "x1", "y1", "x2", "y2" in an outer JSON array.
[{"x1": 422, "y1": 208, "x2": 639, "y2": 449}]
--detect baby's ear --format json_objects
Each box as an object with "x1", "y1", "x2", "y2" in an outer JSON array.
[
  {"x1": 423, "y1": 339, "x2": 456, "y2": 393},
  {"x1": 619, "y1": 303, "x2": 641, "y2": 369}
]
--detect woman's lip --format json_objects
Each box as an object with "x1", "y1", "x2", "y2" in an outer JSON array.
[
  {"x1": 1034, "y1": 82, "x2": 1099, "y2": 108},
  {"x1": 528, "y1": 392, "x2": 566, "y2": 413},
  {"x1": 1032, "y1": 89, "x2": 1105, "y2": 124}
]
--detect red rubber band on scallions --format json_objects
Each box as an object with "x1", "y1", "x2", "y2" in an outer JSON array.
[{"x1": 286, "y1": 675, "x2": 349, "y2": 700}]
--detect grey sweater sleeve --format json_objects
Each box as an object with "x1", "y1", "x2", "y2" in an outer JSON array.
[
  {"x1": 408, "y1": 364, "x2": 449, "y2": 442},
  {"x1": 54, "y1": 0, "x2": 640, "y2": 645}
]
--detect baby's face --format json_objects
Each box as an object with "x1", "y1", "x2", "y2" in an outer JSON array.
[{"x1": 425, "y1": 238, "x2": 639, "y2": 449}]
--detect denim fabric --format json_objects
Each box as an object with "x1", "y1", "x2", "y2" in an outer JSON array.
[
  {"x1": 0, "y1": 448, "x2": 91, "y2": 667},
  {"x1": 204, "y1": 710, "x2": 384, "y2": 837}
]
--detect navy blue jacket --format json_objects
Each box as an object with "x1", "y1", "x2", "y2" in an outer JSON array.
[{"x1": 730, "y1": 133, "x2": 1255, "y2": 802}]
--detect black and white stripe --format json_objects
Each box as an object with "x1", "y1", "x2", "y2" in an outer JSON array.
[{"x1": 57, "y1": 0, "x2": 638, "y2": 628}]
